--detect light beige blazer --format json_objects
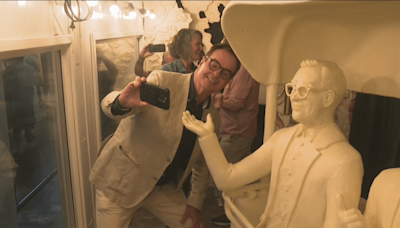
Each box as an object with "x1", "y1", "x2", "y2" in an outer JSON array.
[{"x1": 89, "y1": 70, "x2": 216, "y2": 210}]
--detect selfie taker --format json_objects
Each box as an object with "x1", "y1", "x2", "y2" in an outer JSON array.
[{"x1": 89, "y1": 43, "x2": 241, "y2": 228}]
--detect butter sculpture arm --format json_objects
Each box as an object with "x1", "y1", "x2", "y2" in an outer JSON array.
[
  {"x1": 337, "y1": 194, "x2": 367, "y2": 228},
  {"x1": 182, "y1": 111, "x2": 273, "y2": 191}
]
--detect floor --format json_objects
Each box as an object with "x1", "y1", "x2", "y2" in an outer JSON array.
[{"x1": 129, "y1": 187, "x2": 225, "y2": 228}]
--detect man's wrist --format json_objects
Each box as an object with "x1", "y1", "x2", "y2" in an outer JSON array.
[{"x1": 111, "y1": 95, "x2": 131, "y2": 115}]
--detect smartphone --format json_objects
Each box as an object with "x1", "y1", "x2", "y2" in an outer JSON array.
[
  {"x1": 140, "y1": 82, "x2": 170, "y2": 110},
  {"x1": 148, "y1": 44, "x2": 166, "y2": 53}
]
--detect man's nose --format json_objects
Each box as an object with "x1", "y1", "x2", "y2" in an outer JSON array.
[
  {"x1": 290, "y1": 89, "x2": 301, "y2": 100},
  {"x1": 211, "y1": 69, "x2": 223, "y2": 78}
]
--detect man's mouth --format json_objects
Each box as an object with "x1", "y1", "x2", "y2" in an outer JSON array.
[
  {"x1": 291, "y1": 104, "x2": 303, "y2": 110},
  {"x1": 206, "y1": 75, "x2": 217, "y2": 84}
]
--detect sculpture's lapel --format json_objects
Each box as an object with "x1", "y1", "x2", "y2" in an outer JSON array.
[{"x1": 312, "y1": 123, "x2": 346, "y2": 151}]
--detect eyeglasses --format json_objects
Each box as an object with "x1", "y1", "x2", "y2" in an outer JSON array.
[
  {"x1": 285, "y1": 83, "x2": 325, "y2": 99},
  {"x1": 205, "y1": 55, "x2": 233, "y2": 80}
]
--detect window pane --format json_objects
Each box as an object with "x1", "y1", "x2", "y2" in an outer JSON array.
[{"x1": 0, "y1": 51, "x2": 73, "y2": 228}]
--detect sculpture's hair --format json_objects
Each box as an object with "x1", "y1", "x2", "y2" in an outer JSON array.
[
  {"x1": 206, "y1": 43, "x2": 241, "y2": 77},
  {"x1": 300, "y1": 59, "x2": 347, "y2": 107},
  {"x1": 168, "y1": 29, "x2": 203, "y2": 61}
]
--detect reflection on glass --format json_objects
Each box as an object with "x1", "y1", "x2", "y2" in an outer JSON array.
[
  {"x1": 96, "y1": 37, "x2": 137, "y2": 140},
  {"x1": 0, "y1": 51, "x2": 71, "y2": 228}
]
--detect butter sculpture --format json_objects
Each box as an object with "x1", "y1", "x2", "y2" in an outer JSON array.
[{"x1": 183, "y1": 59, "x2": 364, "y2": 227}]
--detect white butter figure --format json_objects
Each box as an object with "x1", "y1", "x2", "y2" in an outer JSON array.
[
  {"x1": 340, "y1": 168, "x2": 400, "y2": 228},
  {"x1": 182, "y1": 59, "x2": 364, "y2": 227}
]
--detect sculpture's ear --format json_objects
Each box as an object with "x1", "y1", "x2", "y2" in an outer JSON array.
[{"x1": 323, "y1": 90, "x2": 335, "y2": 107}]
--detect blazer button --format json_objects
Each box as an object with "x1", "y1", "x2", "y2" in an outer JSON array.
[
  {"x1": 153, "y1": 177, "x2": 158, "y2": 181},
  {"x1": 167, "y1": 158, "x2": 171, "y2": 163}
]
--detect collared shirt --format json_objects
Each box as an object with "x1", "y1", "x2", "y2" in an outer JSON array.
[
  {"x1": 219, "y1": 66, "x2": 259, "y2": 138},
  {"x1": 156, "y1": 73, "x2": 210, "y2": 186},
  {"x1": 161, "y1": 59, "x2": 197, "y2": 74}
]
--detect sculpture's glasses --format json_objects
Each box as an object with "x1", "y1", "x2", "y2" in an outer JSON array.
[
  {"x1": 285, "y1": 83, "x2": 325, "y2": 99},
  {"x1": 204, "y1": 55, "x2": 233, "y2": 80}
]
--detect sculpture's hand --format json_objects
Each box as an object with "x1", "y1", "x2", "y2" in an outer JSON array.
[
  {"x1": 118, "y1": 76, "x2": 149, "y2": 109},
  {"x1": 182, "y1": 111, "x2": 214, "y2": 138},
  {"x1": 337, "y1": 194, "x2": 367, "y2": 228}
]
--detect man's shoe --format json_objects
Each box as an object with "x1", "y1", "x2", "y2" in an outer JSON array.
[{"x1": 211, "y1": 213, "x2": 230, "y2": 226}]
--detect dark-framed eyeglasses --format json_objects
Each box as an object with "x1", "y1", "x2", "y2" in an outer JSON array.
[
  {"x1": 285, "y1": 83, "x2": 325, "y2": 99},
  {"x1": 204, "y1": 55, "x2": 233, "y2": 80}
]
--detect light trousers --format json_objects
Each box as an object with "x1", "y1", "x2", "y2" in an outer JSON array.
[
  {"x1": 214, "y1": 136, "x2": 253, "y2": 200},
  {"x1": 96, "y1": 187, "x2": 192, "y2": 228}
]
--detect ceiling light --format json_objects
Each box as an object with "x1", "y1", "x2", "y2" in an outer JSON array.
[{"x1": 109, "y1": 4, "x2": 120, "y2": 16}]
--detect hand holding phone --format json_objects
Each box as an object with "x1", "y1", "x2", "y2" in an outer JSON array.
[
  {"x1": 140, "y1": 82, "x2": 170, "y2": 110},
  {"x1": 148, "y1": 44, "x2": 166, "y2": 53}
]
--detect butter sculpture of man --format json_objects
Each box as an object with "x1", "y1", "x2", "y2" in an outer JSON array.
[{"x1": 182, "y1": 59, "x2": 364, "y2": 227}]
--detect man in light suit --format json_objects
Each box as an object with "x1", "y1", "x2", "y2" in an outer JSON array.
[
  {"x1": 89, "y1": 43, "x2": 241, "y2": 228},
  {"x1": 339, "y1": 168, "x2": 400, "y2": 228},
  {"x1": 182, "y1": 59, "x2": 364, "y2": 227}
]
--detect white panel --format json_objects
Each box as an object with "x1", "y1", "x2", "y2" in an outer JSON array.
[{"x1": 0, "y1": 36, "x2": 73, "y2": 53}]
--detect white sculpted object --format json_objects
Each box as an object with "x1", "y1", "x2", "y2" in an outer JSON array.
[
  {"x1": 340, "y1": 168, "x2": 400, "y2": 228},
  {"x1": 182, "y1": 59, "x2": 364, "y2": 227}
]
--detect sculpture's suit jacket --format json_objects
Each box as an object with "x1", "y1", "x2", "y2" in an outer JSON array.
[
  {"x1": 364, "y1": 168, "x2": 400, "y2": 228},
  {"x1": 89, "y1": 70, "x2": 215, "y2": 210},
  {"x1": 199, "y1": 123, "x2": 363, "y2": 228}
]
